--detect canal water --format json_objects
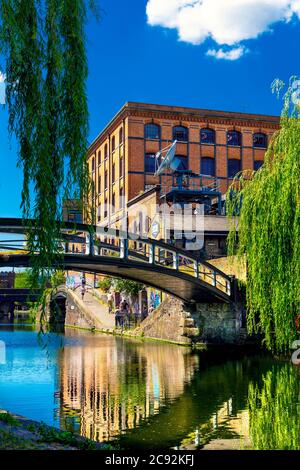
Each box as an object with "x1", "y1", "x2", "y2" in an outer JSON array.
[{"x1": 0, "y1": 325, "x2": 299, "y2": 450}]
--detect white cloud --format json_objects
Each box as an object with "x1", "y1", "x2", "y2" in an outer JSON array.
[
  {"x1": 0, "y1": 72, "x2": 5, "y2": 105},
  {"x1": 146, "y1": 0, "x2": 300, "y2": 59},
  {"x1": 206, "y1": 46, "x2": 247, "y2": 61}
]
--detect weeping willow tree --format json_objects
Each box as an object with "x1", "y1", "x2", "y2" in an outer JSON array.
[
  {"x1": 248, "y1": 366, "x2": 300, "y2": 450},
  {"x1": 0, "y1": 0, "x2": 97, "y2": 286},
  {"x1": 227, "y1": 77, "x2": 300, "y2": 352}
]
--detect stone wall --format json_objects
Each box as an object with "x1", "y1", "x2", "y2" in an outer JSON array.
[
  {"x1": 134, "y1": 294, "x2": 246, "y2": 346},
  {"x1": 134, "y1": 296, "x2": 198, "y2": 345},
  {"x1": 64, "y1": 290, "x2": 104, "y2": 330},
  {"x1": 193, "y1": 302, "x2": 242, "y2": 344}
]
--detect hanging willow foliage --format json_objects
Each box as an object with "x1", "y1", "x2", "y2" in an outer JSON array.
[
  {"x1": 227, "y1": 77, "x2": 300, "y2": 352},
  {"x1": 0, "y1": 0, "x2": 97, "y2": 286}
]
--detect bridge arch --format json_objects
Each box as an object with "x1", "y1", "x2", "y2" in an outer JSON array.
[{"x1": 0, "y1": 218, "x2": 234, "y2": 304}]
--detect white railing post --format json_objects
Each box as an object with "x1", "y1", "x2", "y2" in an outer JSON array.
[
  {"x1": 194, "y1": 261, "x2": 198, "y2": 278},
  {"x1": 149, "y1": 244, "x2": 154, "y2": 264},
  {"x1": 120, "y1": 238, "x2": 128, "y2": 259},
  {"x1": 85, "y1": 232, "x2": 90, "y2": 255},
  {"x1": 173, "y1": 252, "x2": 178, "y2": 270},
  {"x1": 227, "y1": 280, "x2": 231, "y2": 296}
]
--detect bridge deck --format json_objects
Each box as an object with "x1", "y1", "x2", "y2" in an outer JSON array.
[{"x1": 0, "y1": 218, "x2": 233, "y2": 304}]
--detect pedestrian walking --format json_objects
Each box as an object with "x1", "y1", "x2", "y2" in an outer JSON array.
[
  {"x1": 107, "y1": 292, "x2": 114, "y2": 314},
  {"x1": 81, "y1": 286, "x2": 85, "y2": 301}
]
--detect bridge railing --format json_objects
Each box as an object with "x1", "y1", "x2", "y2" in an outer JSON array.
[{"x1": 0, "y1": 218, "x2": 232, "y2": 298}]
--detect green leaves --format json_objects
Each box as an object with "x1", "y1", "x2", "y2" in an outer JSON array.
[
  {"x1": 227, "y1": 78, "x2": 300, "y2": 352},
  {"x1": 0, "y1": 1, "x2": 94, "y2": 287},
  {"x1": 248, "y1": 366, "x2": 300, "y2": 449}
]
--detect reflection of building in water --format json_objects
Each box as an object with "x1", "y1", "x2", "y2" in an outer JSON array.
[
  {"x1": 58, "y1": 333, "x2": 199, "y2": 442},
  {"x1": 180, "y1": 398, "x2": 250, "y2": 450}
]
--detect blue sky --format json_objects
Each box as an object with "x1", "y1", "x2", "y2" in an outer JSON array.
[{"x1": 0, "y1": 0, "x2": 300, "y2": 217}]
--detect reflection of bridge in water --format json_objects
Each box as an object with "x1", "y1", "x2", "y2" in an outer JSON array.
[{"x1": 0, "y1": 218, "x2": 233, "y2": 303}]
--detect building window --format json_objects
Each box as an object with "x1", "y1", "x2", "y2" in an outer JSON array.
[
  {"x1": 98, "y1": 175, "x2": 101, "y2": 194},
  {"x1": 104, "y1": 198, "x2": 108, "y2": 218},
  {"x1": 174, "y1": 155, "x2": 188, "y2": 171},
  {"x1": 173, "y1": 126, "x2": 188, "y2": 142},
  {"x1": 254, "y1": 160, "x2": 264, "y2": 171},
  {"x1": 119, "y1": 127, "x2": 123, "y2": 144},
  {"x1": 227, "y1": 130, "x2": 242, "y2": 147},
  {"x1": 253, "y1": 133, "x2": 267, "y2": 148},
  {"x1": 97, "y1": 150, "x2": 101, "y2": 165},
  {"x1": 119, "y1": 157, "x2": 124, "y2": 178},
  {"x1": 228, "y1": 159, "x2": 241, "y2": 178},
  {"x1": 97, "y1": 205, "x2": 101, "y2": 222},
  {"x1": 111, "y1": 136, "x2": 116, "y2": 152},
  {"x1": 91, "y1": 156, "x2": 95, "y2": 172},
  {"x1": 200, "y1": 128, "x2": 215, "y2": 144},
  {"x1": 112, "y1": 162, "x2": 116, "y2": 183},
  {"x1": 104, "y1": 169, "x2": 108, "y2": 189},
  {"x1": 201, "y1": 157, "x2": 215, "y2": 176},
  {"x1": 145, "y1": 123, "x2": 160, "y2": 140},
  {"x1": 119, "y1": 187, "x2": 124, "y2": 208},
  {"x1": 104, "y1": 143, "x2": 108, "y2": 160},
  {"x1": 112, "y1": 193, "x2": 115, "y2": 213},
  {"x1": 145, "y1": 153, "x2": 157, "y2": 173}
]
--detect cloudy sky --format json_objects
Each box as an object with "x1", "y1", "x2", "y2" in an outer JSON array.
[{"x1": 0, "y1": 0, "x2": 300, "y2": 216}]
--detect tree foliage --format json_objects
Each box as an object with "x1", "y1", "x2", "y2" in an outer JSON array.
[
  {"x1": 113, "y1": 278, "x2": 142, "y2": 297},
  {"x1": 50, "y1": 270, "x2": 66, "y2": 288},
  {"x1": 0, "y1": 0, "x2": 97, "y2": 286},
  {"x1": 97, "y1": 276, "x2": 142, "y2": 297},
  {"x1": 14, "y1": 269, "x2": 36, "y2": 288},
  {"x1": 227, "y1": 77, "x2": 300, "y2": 352},
  {"x1": 97, "y1": 276, "x2": 113, "y2": 293}
]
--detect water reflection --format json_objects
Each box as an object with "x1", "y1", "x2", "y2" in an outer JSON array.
[
  {"x1": 57, "y1": 331, "x2": 199, "y2": 442},
  {"x1": 1, "y1": 326, "x2": 300, "y2": 450},
  {"x1": 248, "y1": 364, "x2": 300, "y2": 450}
]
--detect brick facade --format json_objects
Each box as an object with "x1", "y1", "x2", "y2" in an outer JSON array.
[{"x1": 87, "y1": 102, "x2": 280, "y2": 232}]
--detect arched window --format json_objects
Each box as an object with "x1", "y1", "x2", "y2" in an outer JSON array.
[
  {"x1": 173, "y1": 126, "x2": 188, "y2": 142},
  {"x1": 228, "y1": 159, "x2": 241, "y2": 178},
  {"x1": 145, "y1": 123, "x2": 160, "y2": 140},
  {"x1": 104, "y1": 143, "x2": 108, "y2": 160},
  {"x1": 254, "y1": 160, "x2": 264, "y2": 171},
  {"x1": 145, "y1": 153, "x2": 157, "y2": 173},
  {"x1": 97, "y1": 150, "x2": 101, "y2": 166},
  {"x1": 201, "y1": 157, "x2": 215, "y2": 176},
  {"x1": 119, "y1": 127, "x2": 123, "y2": 144},
  {"x1": 227, "y1": 130, "x2": 242, "y2": 146},
  {"x1": 253, "y1": 133, "x2": 267, "y2": 148},
  {"x1": 200, "y1": 128, "x2": 215, "y2": 144},
  {"x1": 173, "y1": 155, "x2": 188, "y2": 171},
  {"x1": 111, "y1": 136, "x2": 116, "y2": 152},
  {"x1": 91, "y1": 156, "x2": 95, "y2": 172}
]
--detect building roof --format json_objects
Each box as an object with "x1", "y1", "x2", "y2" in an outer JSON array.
[{"x1": 88, "y1": 101, "x2": 280, "y2": 154}]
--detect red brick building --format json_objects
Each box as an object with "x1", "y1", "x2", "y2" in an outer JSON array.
[{"x1": 87, "y1": 102, "x2": 280, "y2": 251}]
